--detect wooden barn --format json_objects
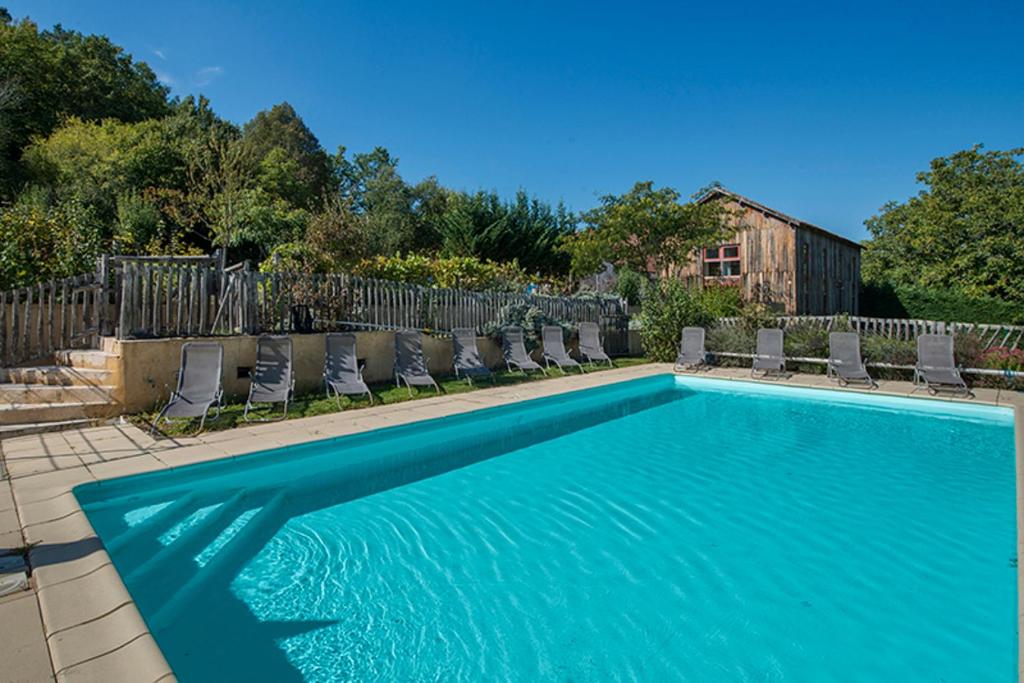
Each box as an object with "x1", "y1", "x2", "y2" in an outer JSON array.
[{"x1": 668, "y1": 188, "x2": 861, "y2": 315}]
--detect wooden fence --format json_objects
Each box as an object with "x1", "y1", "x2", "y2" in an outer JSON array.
[
  {"x1": 0, "y1": 254, "x2": 628, "y2": 365},
  {"x1": 717, "y1": 314, "x2": 1024, "y2": 350},
  {"x1": 200, "y1": 269, "x2": 625, "y2": 339},
  {"x1": 0, "y1": 274, "x2": 105, "y2": 366}
]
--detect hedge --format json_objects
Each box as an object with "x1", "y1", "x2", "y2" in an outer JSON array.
[{"x1": 860, "y1": 282, "x2": 1023, "y2": 325}]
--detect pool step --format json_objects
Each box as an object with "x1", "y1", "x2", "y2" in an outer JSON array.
[
  {"x1": 104, "y1": 493, "x2": 199, "y2": 556},
  {"x1": 122, "y1": 489, "x2": 286, "y2": 624},
  {"x1": 147, "y1": 493, "x2": 286, "y2": 631},
  {"x1": 122, "y1": 491, "x2": 248, "y2": 585}
]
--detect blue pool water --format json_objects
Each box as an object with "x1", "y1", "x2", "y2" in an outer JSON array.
[{"x1": 76, "y1": 375, "x2": 1018, "y2": 682}]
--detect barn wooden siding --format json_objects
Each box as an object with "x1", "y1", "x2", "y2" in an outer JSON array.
[
  {"x1": 669, "y1": 201, "x2": 797, "y2": 312},
  {"x1": 667, "y1": 199, "x2": 860, "y2": 315},
  {"x1": 793, "y1": 225, "x2": 860, "y2": 315}
]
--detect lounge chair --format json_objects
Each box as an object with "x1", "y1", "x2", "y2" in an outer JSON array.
[
  {"x1": 674, "y1": 327, "x2": 707, "y2": 371},
  {"x1": 542, "y1": 325, "x2": 584, "y2": 373},
  {"x1": 502, "y1": 327, "x2": 546, "y2": 375},
  {"x1": 914, "y1": 334, "x2": 972, "y2": 397},
  {"x1": 324, "y1": 333, "x2": 373, "y2": 405},
  {"x1": 452, "y1": 327, "x2": 493, "y2": 384},
  {"x1": 151, "y1": 342, "x2": 224, "y2": 435},
  {"x1": 752, "y1": 328, "x2": 786, "y2": 378},
  {"x1": 244, "y1": 335, "x2": 294, "y2": 421},
  {"x1": 827, "y1": 332, "x2": 877, "y2": 388},
  {"x1": 578, "y1": 322, "x2": 613, "y2": 367},
  {"x1": 394, "y1": 330, "x2": 440, "y2": 395}
]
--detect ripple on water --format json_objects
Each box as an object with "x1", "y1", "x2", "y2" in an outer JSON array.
[{"x1": 219, "y1": 390, "x2": 1016, "y2": 682}]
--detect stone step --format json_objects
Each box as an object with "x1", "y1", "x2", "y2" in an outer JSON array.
[
  {"x1": 0, "y1": 400, "x2": 119, "y2": 426},
  {"x1": 55, "y1": 349, "x2": 118, "y2": 371},
  {"x1": 0, "y1": 383, "x2": 117, "y2": 405},
  {"x1": 0, "y1": 418, "x2": 105, "y2": 439},
  {"x1": 0, "y1": 366, "x2": 113, "y2": 386}
]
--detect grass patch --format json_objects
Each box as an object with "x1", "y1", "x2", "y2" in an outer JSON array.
[{"x1": 135, "y1": 357, "x2": 652, "y2": 437}]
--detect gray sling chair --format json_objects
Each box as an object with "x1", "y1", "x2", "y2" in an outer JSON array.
[
  {"x1": 674, "y1": 327, "x2": 708, "y2": 372},
  {"x1": 827, "y1": 332, "x2": 877, "y2": 389},
  {"x1": 452, "y1": 328, "x2": 494, "y2": 385},
  {"x1": 151, "y1": 342, "x2": 224, "y2": 435},
  {"x1": 542, "y1": 325, "x2": 584, "y2": 373},
  {"x1": 578, "y1": 322, "x2": 613, "y2": 367},
  {"x1": 244, "y1": 335, "x2": 295, "y2": 421},
  {"x1": 752, "y1": 328, "x2": 787, "y2": 378},
  {"x1": 394, "y1": 330, "x2": 441, "y2": 395},
  {"x1": 323, "y1": 333, "x2": 373, "y2": 405},
  {"x1": 914, "y1": 333, "x2": 972, "y2": 397},
  {"x1": 502, "y1": 327, "x2": 546, "y2": 375}
]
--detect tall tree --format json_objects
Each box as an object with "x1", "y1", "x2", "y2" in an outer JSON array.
[
  {"x1": 862, "y1": 145, "x2": 1024, "y2": 303},
  {"x1": 560, "y1": 181, "x2": 735, "y2": 277},
  {"x1": 336, "y1": 146, "x2": 417, "y2": 255},
  {"x1": 241, "y1": 102, "x2": 332, "y2": 209},
  {"x1": 0, "y1": 14, "x2": 170, "y2": 197}
]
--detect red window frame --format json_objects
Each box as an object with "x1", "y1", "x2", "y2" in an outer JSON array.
[{"x1": 703, "y1": 243, "x2": 740, "y2": 279}]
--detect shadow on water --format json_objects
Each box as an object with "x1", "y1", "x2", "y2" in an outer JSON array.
[{"x1": 157, "y1": 587, "x2": 337, "y2": 682}]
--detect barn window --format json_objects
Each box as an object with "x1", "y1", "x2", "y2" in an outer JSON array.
[{"x1": 703, "y1": 244, "x2": 740, "y2": 278}]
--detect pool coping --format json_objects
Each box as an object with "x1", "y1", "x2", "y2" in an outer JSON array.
[{"x1": 1, "y1": 363, "x2": 1021, "y2": 682}]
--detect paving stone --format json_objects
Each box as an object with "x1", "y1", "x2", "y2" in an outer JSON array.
[
  {"x1": 49, "y1": 602, "x2": 150, "y2": 676},
  {"x1": 0, "y1": 591, "x2": 53, "y2": 682},
  {"x1": 56, "y1": 633, "x2": 172, "y2": 683},
  {"x1": 37, "y1": 563, "x2": 133, "y2": 636}
]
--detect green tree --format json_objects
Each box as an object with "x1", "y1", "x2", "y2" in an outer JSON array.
[
  {"x1": 560, "y1": 181, "x2": 735, "y2": 277},
  {"x1": 22, "y1": 115, "x2": 184, "y2": 221},
  {"x1": 434, "y1": 190, "x2": 574, "y2": 275},
  {"x1": 0, "y1": 192, "x2": 104, "y2": 288},
  {"x1": 242, "y1": 102, "x2": 332, "y2": 209},
  {"x1": 0, "y1": 14, "x2": 169, "y2": 197},
  {"x1": 336, "y1": 146, "x2": 417, "y2": 255},
  {"x1": 862, "y1": 145, "x2": 1024, "y2": 303},
  {"x1": 408, "y1": 176, "x2": 450, "y2": 252}
]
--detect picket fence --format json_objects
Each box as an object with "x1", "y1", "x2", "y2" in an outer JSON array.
[{"x1": 717, "y1": 314, "x2": 1024, "y2": 350}]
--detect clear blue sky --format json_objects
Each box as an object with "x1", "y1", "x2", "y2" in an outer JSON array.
[{"x1": 9, "y1": 0, "x2": 1023, "y2": 241}]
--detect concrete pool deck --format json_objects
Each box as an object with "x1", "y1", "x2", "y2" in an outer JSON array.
[{"x1": 0, "y1": 362, "x2": 1021, "y2": 682}]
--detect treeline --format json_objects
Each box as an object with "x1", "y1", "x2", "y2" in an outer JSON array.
[{"x1": 0, "y1": 11, "x2": 574, "y2": 290}]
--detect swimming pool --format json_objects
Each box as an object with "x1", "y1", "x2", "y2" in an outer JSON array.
[{"x1": 75, "y1": 374, "x2": 1018, "y2": 682}]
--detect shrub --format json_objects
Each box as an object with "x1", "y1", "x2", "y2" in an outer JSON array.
[
  {"x1": 484, "y1": 303, "x2": 566, "y2": 349},
  {"x1": 614, "y1": 267, "x2": 644, "y2": 306},
  {"x1": 781, "y1": 323, "x2": 830, "y2": 374},
  {"x1": 638, "y1": 280, "x2": 742, "y2": 361},
  {"x1": 705, "y1": 324, "x2": 754, "y2": 367},
  {"x1": 352, "y1": 254, "x2": 528, "y2": 291},
  {"x1": 980, "y1": 346, "x2": 1024, "y2": 372},
  {"x1": 953, "y1": 331, "x2": 988, "y2": 368},
  {"x1": 975, "y1": 346, "x2": 1024, "y2": 390}
]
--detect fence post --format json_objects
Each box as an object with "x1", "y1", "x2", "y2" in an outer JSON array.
[
  {"x1": 118, "y1": 263, "x2": 132, "y2": 339},
  {"x1": 96, "y1": 254, "x2": 110, "y2": 336}
]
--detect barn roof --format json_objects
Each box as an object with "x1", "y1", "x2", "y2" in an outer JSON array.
[{"x1": 696, "y1": 187, "x2": 861, "y2": 250}]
